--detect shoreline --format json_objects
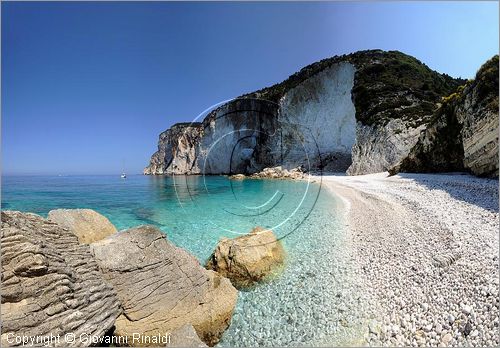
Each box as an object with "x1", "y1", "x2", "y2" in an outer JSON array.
[{"x1": 315, "y1": 172, "x2": 499, "y2": 346}]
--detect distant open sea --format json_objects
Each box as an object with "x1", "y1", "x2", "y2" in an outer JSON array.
[{"x1": 1, "y1": 174, "x2": 368, "y2": 346}]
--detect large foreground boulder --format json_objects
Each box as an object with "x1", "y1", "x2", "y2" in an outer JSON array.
[
  {"x1": 206, "y1": 227, "x2": 286, "y2": 289},
  {"x1": 48, "y1": 209, "x2": 117, "y2": 244},
  {"x1": 90, "y1": 225, "x2": 238, "y2": 347},
  {"x1": 1, "y1": 211, "x2": 121, "y2": 347}
]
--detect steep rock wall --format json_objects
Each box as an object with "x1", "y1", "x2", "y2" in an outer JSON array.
[
  {"x1": 347, "y1": 119, "x2": 427, "y2": 175},
  {"x1": 144, "y1": 123, "x2": 203, "y2": 175},
  {"x1": 276, "y1": 62, "x2": 356, "y2": 171},
  {"x1": 345, "y1": 51, "x2": 460, "y2": 174},
  {"x1": 391, "y1": 55, "x2": 499, "y2": 177},
  {"x1": 195, "y1": 99, "x2": 279, "y2": 174},
  {"x1": 456, "y1": 55, "x2": 499, "y2": 177},
  {"x1": 389, "y1": 97, "x2": 465, "y2": 174}
]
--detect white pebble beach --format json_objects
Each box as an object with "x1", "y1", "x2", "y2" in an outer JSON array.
[{"x1": 318, "y1": 172, "x2": 499, "y2": 347}]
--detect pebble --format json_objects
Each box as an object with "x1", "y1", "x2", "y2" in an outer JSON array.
[
  {"x1": 436, "y1": 323, "x2": 443, "y2": 334},
  {"x1": 462, "y1": 304, "x2": 472, "y2": 315},
  {"x1": 462, "y1": 321, "x2": 473, "y2": 337},
  {"x1": 441, "y1": 333, "x2": 453, "y2": 345}
]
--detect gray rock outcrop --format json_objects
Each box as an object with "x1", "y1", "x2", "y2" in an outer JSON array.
[
  {"x1": 206, "y1": 227, "x2": 286, "y2": 289},
  {"x1": 145, "y1": 50, "x2": 462, "y2": 176},
  {"x1": 143, "y1": 123, "x2": 203, "y2": 175},
  {"x1": 347, "y1": 119, "x2": 427, "y2": 175},
  {"x1": 391, "y1": 55, "x2": 499, "y2": 177},
  {"x1": 249, "y1": 166, "x2": 306, "y2": 180},
  {"x1": 228, "y1": 173, "x2": 246, "y2": 180},
  {"x1": 48, "y1": 209, "x2": 117, "y2": 244},
  {"x1": 1, "y1": 211, "x2": 121, "y2": 347},
  {"x1": 90, "y1": 225, "x2": 238, "y2": 347},
  {"x1": 456, "y1": 55, "x2": 499, "y2": 176}
]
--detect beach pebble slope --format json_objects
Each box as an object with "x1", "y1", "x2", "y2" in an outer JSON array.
[
  {"x1": 322, "y1": 173, "x2": 499, "y2": 347},
  {"x1": 0, "y1": 211, "x2": 121, "y2": 347},
  {"x1": 90, "y1": 225, "x2": 238, "y2": 347},
  {"x1": 48, "y1": 208, "x2": 117, "y2": 244}
]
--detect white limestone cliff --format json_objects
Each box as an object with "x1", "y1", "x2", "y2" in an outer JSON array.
[{"x1": 145, "y1": 50, "x2": 471, "y2": 176}]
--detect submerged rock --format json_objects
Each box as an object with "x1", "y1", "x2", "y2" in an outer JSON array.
[
  {"x1": 48, "y1": 208, "x2": 117, "y2": 244},
  {"x1": 90, "y1": 225, "x2": 238, "y2": 347},
  {"x1": 228, "y1": 174, "x2": 246, "y2": 180},
  {"x1": 206, "y1": 227, "x2": 286, "y2": 289},
  {"x1": 0, "y1": 211, "x2": 121, "y2": 347}
]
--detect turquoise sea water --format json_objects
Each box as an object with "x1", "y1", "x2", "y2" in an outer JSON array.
[
  {"x1": 1, "y1": 174, "x2": 369, "y2": 346},
  {"x1": 2, "y1": 175, "x2": 325, "y2": 261}
]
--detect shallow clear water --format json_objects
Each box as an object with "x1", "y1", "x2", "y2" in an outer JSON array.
[
  {"x1": 1, "y1": 174, "x2": 369, "y2": 346},
  {"x1": 2, "y1": 175, "x2": 325, "y2": 261}
]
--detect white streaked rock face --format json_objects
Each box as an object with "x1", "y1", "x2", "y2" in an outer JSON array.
[
  {"x1": 456, "y1": 82, "x2": 499, "y2": 177},
  {"x1": 348, "y1": 119, "x2": 426, "y2": 175},
  {"x1": 195, "y1": 62, "x2": 357, "y2": 174},
  {"x1": 143, "y1": 124, "x2": 203, "y2": 175},
  {"x1": 277, "y1": 62, "x2": 356, "y2": 171},
  {"x1": 461, "y1": 114, "x2": 498, "y2": 176}
]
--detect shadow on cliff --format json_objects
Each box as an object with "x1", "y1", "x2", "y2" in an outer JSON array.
[{"x1": 396, "y1": 172, "x2": 499, "y2": 213}]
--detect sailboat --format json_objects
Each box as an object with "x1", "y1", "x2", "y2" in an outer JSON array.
[{"x1": 121, "y1": 159, "x2": 127, "y2": 179}]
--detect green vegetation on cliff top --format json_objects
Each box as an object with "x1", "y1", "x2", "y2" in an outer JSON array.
[
  {"x1": 242, "y1": 50, "x2": 463, "y2": 127},
  {"x1": 390, "y1": 54, "x2": 498, "y2": 176},
  {"x1": 472, "y1": 54, "x2": 499, "y2": 112}
]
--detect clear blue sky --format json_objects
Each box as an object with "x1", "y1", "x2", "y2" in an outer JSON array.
[{"x1": 2, "y1": 1, "x2": 498, "y2": 175}]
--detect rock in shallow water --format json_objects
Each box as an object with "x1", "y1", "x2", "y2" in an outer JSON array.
[
  {"x1": 0, "y1": 211, "x2": 121, "y2": 347},
  {"x1": 90, "y1": 225, "x2": 238, "y2": 347},
  {"x1": 249, "y1": 166, "x2": 306, "y2": 180},
  {"x1": 48, "y1": 208, "x2": 117, "y2": 244},
  {"x1": 206, "y1": 227, "x2": 286, "y2": 289},
  {"x1": 228, "y1": 174, "x2": 246, "y2": 180}
]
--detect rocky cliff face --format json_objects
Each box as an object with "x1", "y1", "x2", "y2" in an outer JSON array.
[
  {"x1": 145, "y1": 50, "x2": 462, "y2": 175},
  {"x1": 391, "y1": 55, "x2": 499, "y2": 177},
  {"x1": 143, "y1": 123, "x2": 203, "y2": 175},
  {"x1": 457, "y1": 55, "x2": 499, "y2": 176}
]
